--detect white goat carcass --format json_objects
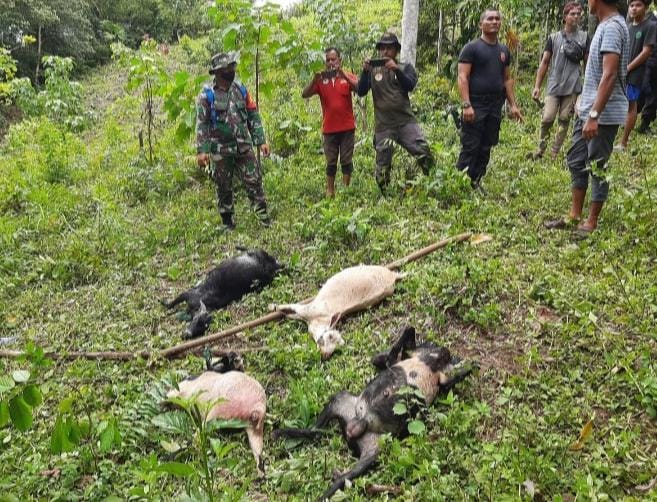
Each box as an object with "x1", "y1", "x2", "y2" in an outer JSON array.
[
  {"x1": 272, "y1": 265, "x2": 405, "y2": 359},
  {"x1": 167, "y1": 371, "x2": 267, "y2": 474}
]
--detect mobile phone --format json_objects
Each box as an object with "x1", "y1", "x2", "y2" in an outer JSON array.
[
  {"x1": 321, "y1": 69, "x2": 337, "y2": 79},
  {"x1": 369, "y1": 58, "x2": 389, "y2": 67}
]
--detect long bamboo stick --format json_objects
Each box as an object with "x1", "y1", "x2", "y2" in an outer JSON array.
[{"x1": 1, "y1": 232, "x2": 472, "y2": 362}]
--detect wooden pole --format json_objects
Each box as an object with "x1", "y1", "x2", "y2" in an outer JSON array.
[
  {"x1": 1, "y1": 233, "x2": 472, "y2": 362},
  {"x1": 0, "y1": 347, "x2": 270, "y2": 362}
]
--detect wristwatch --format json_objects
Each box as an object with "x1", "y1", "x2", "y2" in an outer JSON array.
[
  {"x1": 589, "y1": 109, "x2": 599, "y2": 120},
  {"x1": 462, "y1": 101, "x2": 472, "y2": 109}
]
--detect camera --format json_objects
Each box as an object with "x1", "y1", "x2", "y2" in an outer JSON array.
[
  {"x1": 321, "y1": 69, "x2": 337, "y2": 79},
  {"x1": 369, "y1": 58, "x2": 389, "y2": 67}
]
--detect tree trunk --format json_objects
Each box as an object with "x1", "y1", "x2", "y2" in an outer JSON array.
[
  {"x1": 35, "y1": 24, "x2": 42, "y2": 83},
  {"x1": 400, "y1": 0, "x2": 419, "y2": 66},
  {"x1": 436, "y1": 9, "x2": 444, "y2": 72}
]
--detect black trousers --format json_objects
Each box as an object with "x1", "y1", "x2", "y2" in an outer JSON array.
[
  {"x1": 639, "y1": 64, "x2": 657, "y2": 126},
  {"x1": 456, "y1": 96, "x2": 504, "y2": 184}
]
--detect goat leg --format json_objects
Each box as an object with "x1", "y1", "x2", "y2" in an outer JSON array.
[
  {"x1": 370, "y1": 325, "x2": 416, "y2": 369},
  {"x1": 318, "y1": 432, "x2": 380, "y2": 500}
]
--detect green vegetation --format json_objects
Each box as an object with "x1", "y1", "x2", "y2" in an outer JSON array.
[{"x1": 1, "y1": 0, "x2": 656, "y2": 500}]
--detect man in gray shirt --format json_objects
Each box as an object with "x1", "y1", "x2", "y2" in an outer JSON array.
[
  {"x1": 531, "y1": 2, "x2": 589, "y2": 159},
  {"x1": 545, "y1": 0, "x2": 629, "y2": 236}
]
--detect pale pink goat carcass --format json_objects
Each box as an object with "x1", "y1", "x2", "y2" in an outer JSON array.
[
  {"x1": 167, "y1": 371, "x2": 266, "y2": 474},
  {"x1": 272, "y1": 265, "x2": 405, "y2": 359}
]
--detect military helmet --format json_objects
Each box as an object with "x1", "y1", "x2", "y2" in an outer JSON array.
[{"x1": 209, "y1": 52, "x2": 238, "y2": 74}]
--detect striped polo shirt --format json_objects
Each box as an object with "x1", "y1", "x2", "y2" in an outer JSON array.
[{"x1": 578, "y1": 14, "x2": 629, "y2": 125}]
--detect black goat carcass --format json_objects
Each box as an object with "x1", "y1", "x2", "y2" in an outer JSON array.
[{"x1": 163, "y1": 248, "x2": 282, "y2": 338}]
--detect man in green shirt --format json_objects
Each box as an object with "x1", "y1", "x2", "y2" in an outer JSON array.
[{"x1": 357, "y1": 33, "x2": 434, "y2": 193}]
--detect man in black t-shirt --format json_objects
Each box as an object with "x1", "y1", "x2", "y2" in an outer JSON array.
[
  {"x1": 456, "y1": 9, "x2": 522, "y2": 187},
  {"x1": 616, "y1": 0, "x2": 656, "y2": 149},
  {"x1": 638, "y1": 10, "x2": 657, "y2": 132}
]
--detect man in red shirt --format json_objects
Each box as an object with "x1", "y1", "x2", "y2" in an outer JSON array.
[{"x1": 302, "y1": 47, "x2": 358, "y2": 197}]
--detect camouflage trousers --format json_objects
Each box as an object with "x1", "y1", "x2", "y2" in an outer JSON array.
[{"x1": 211, "y1": 149, "x2": 267, "y2": 216}]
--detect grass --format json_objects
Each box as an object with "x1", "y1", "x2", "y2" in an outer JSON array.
[{"x1": 1, "y1": 41, "x2": 657, "y2": 502}]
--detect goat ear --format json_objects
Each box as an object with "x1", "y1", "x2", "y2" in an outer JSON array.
[
  {"x1": 199, "y1": 300, "x2": 208, "y2": 313},
  {"x1": 329, "y1": 312, "x2": 342, "y2": 328}
]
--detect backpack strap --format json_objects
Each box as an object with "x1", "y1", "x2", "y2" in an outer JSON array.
[
  {"x1": 238, "y1": 83, "x2": 247, "y2": 100},
  {"x1": 203, "y1": 87, "x2": 217, "y2": 127}
]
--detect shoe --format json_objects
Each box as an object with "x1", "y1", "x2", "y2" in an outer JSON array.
[
  {"x1": 544, "y1": 217, "x2": 578, "y2": 230},
  {"x1": 220, "y1": 213, "x2": 236, "y2": 230},
  {"x1": 572, "y1": 227, "x2": 594, "y2": 240}
]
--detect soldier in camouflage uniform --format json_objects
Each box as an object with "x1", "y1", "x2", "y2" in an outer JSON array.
[{"x1": 196, "y1": 52, "x2": 271, "y2": 229}]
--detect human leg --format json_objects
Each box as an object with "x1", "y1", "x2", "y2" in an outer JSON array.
[
  {"x1": 552, "y1": 94, "x2": 576, "y2": 156},
  {"x1": 213, "y1": 155, "x2": 236, "y2": 228},
  {"x1": 566, "y1": 119, "x2": 590, "y2": 221},
  {"x1": 397, "y1": 122, "x2": 434, "y2": 175},
  {"x1": 323, "y1": 133, "x2": 340, "y2": 197},
  {"x1": 579, "y1": 124, "x2": 618, "y2": 231},
  {"x1": 619, "y1": 100, "x2": 638, "y2": 148},
  {"x1": 236, "y1": 149, "x2": 269, "y2": 224},
  {"x1": 374, "y1": 128, "x2": 396, "y2": 193},
  {"x1": 456, "y1": 117, "x2": 485, "y2": 185},
  {"x1": 471, "y1": 112, "x2": 502, "y2": 184},
  {"x1": 339, "y1": 130, "x2": 355, "y2": 187},
  {"x1": 639, "y1": 66, "x2": 657, "y2": 131},
  {"x1": 535, "y1": 96, "x2": 559, "y2": 157}
]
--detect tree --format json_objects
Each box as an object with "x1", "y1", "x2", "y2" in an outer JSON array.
[{"x1": 401, "y1": 0, "x2": 420, "y2": 66}]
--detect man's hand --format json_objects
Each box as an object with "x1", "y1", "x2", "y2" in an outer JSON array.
[
  {"x1": 509, "y1": 105, "x2": 523, "y2": 122},
  {"x1": 531, "y1": 87, "x2": 540, "y2": 100},
  {"x1": 260, "y1": 144, "x2": 271, "y2": 157},
  {"x1": 197, "y1": 153, "x2": 209, "y2": 168},
  {"x1": 363, "y1": 59, "x2": 372, "y2": 72},
  {"x1": 384, "y1": 59, "x2": 398, "y2": 71},
  {"x1": 582, "y1": 118, "x2": 598, "y2": 140},
  {"x1": 462, "y1": 107, "x2": 475, "y2": 123}
]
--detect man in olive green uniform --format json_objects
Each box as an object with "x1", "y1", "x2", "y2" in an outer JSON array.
[
  {"x1": 196, "y1": 52, "x2": 271, "y2": 229},
  {"x1": 357, "y1": 33, "x2": 434, "y2": 193}
]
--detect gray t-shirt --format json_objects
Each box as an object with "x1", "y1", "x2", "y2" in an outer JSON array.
[
  {"x1": 578, "y1": 14, "x2": 629, "y2": 125},
  {"x1": 545, "y1": 29, "x2": 588, "y2": 96}
]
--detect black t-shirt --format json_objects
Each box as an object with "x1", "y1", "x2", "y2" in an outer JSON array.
[
  {"x1": 458, "y1": 38, "x2": 511, "y2": 96},
  {"x1": 627, "y1": 18, "x2": 657, "y2": 85}
]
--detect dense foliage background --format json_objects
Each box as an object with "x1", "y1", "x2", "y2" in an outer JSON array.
[{"x1": 0, "y1": 0, "x2": 655, "y2": 500}]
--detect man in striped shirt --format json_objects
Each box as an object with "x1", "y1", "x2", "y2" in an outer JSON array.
[{"x1": 545, "y1": 0, "x2": 629, "y2": 236}]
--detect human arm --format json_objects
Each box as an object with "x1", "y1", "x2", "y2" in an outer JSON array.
[
  {"x1": 357, "y1": 64, "x2": 371, "y2": 97},
  {"x1": 533, "y1": 51, "x2": 552, "y2": 99},
  {"x1": 457, "y1": 62, "x2": 475, "y2": 123},
  {"x1": 504, "y1": 65, "x2": 523, "y2": 121},
  {"x1": 244, "y1": 89, "x2": 266, "y2": 148},
  {"x1": 196, "y1": 89, "x2": 212, "y2": 167},
  {"x1": 391, "y1": 62, "x2": 418, "y2": 93},
  {"x1": 582, "y1": 52, "x2": 620, "y2": 139},
  {"x1": 302, "y1": 74, "x2": 320, "y2": 98},
  {"x1": 338, "y1": 69, "x2": 359, "y2": 92},
  {"x1": 627, "y1": 45, "x2": 653, "y2": 73}
]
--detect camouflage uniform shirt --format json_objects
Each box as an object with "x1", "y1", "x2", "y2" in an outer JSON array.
[{"x1": 195, "y1": 80, "x2": 266, "y2": 155}]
